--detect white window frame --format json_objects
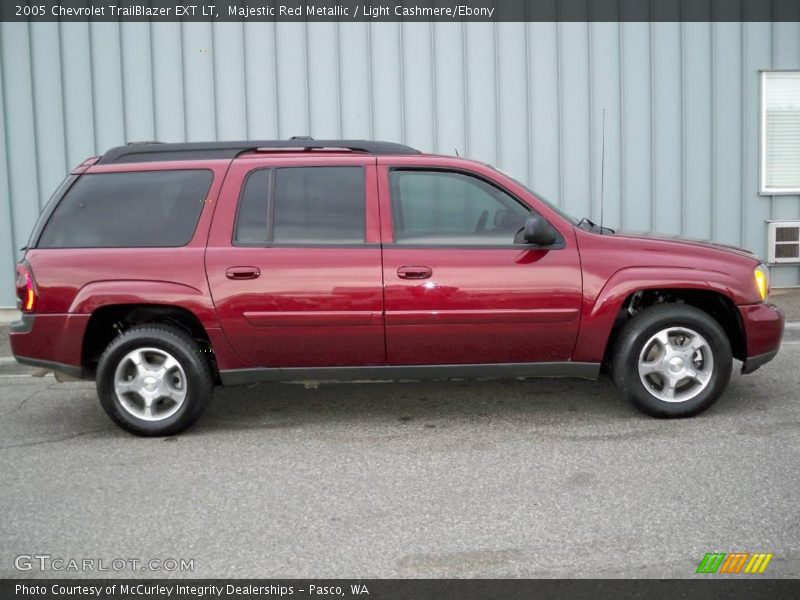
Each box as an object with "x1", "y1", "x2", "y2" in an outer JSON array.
[{"x1": 760, "y1": 70, "x2": 800, "y2": 195}]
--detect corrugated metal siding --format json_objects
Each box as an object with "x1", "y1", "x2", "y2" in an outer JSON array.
[{"x1": 1, "y1": 21, "x2": 799, "y2": 306}]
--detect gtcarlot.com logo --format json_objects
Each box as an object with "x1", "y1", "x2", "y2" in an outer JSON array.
[
  {"x1": 696, "y1": 552, "x2": 773, "y2": 574},
  {"x1": 15, "y1": 554, "x2": 194, "y2": 573}
]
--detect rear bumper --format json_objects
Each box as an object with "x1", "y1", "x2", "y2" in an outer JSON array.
[
  {"x1": 13, "y1": 355, "x2": 86, "y2": 379},
  {"x1": 9, "y1": 313, "x2": 90, "y2": 377},
  {"x1": 738, "y1": 302, "x2": 784, "y2": 374}
]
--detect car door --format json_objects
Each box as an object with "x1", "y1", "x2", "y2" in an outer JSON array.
[
  {"x1": 205, "y1": 155, "x2": 385, "y2": 367},
  {"x1": 378, "y1": 158, "x2": 582, "y2": 366}
]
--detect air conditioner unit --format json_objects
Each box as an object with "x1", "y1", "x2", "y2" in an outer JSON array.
[{"x1": 767, "y1": 220, "x2": 800, "y2": 264}]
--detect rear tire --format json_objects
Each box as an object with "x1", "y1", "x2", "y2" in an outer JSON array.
[
  {"x1": 611, "y1": 304, "x2": 732, "y2": 418},
  {"x1": 96, "y1": 324, "x2": 213, "y2": 436}
]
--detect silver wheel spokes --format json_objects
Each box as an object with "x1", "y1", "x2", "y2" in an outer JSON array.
[
  {"x1": 114, "y1": 347, "x2": 187, "y2": 421},
  {"x1": 638, "y1": 327, "x2": 714, "y2": 403}
]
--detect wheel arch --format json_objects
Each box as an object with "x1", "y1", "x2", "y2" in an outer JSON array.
[
  {"x1": 81, "y1": 303, "x2": 218, "y2": 381},
  {"x1": 573, "y1": 267, "x2": 747, "y2": 364},
  {"x1": 601, "y1": 288, "x2": 746, "y2": 366}
]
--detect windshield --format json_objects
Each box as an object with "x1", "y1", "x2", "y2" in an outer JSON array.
[{"x1": 489, "y1": 167, "x2": 579, "y2": 225}]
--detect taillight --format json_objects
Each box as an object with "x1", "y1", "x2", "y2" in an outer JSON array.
[{"x1": 15, "y1": 264, "x2": 37, "y2": 313}]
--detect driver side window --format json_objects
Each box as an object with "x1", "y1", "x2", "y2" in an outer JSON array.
[{"x1": 389, "y1": 169, "x2": 529, "y2": 245}]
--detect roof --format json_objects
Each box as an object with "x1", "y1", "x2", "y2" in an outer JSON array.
[{"x1": 97, "y1": 139, "x2": 421, "y2": 164}]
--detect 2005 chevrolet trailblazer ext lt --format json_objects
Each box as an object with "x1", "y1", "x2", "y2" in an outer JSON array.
[{"x1": 10, "y1": 139, "x2": 784, "y2": 436}]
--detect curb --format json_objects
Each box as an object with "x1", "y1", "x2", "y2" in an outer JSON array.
[{"x1": 0, "y1": 309, "x2": 20, "y2": 326}]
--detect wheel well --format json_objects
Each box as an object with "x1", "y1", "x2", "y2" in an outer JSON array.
[
  {"x1": 82, "y1": 304, "x2": 218, "y2": 380},
  {"x1": 603, "y1": 289, "x2": 746, "y2": 365}
]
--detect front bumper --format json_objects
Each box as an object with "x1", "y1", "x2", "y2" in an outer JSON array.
[
  {"x1": 741, "y1": 348, "x2": 780, "y2": 374},
  {"x1": 738, "y1": 302, "x2": 784, "y2": 374}
]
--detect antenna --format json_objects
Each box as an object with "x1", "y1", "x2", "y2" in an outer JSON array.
[
  {"x1": 600, "y1": 108, "x2": 606, "y2": 235},
  {"x1": 454, "y1": 147, "x2": 460, "y2": 157}
]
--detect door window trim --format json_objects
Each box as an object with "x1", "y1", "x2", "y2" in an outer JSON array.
[{"x1": 385, "y1": 166, "x2": 565, "y2": 250}]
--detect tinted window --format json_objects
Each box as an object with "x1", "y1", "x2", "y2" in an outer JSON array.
[
  {"x1": 38, "y1": 170, "x2": 213, "y2": 248},
  {"x1": 390, "y1": 170, "x2": 529, "y2": 245},
  {"x1": 26, "y1": 175, "x2": 76, "y2": 249},
  {"x1": 273, "y1": 167, "x2": 365, "y2": 243},
  {"x1": 234, "y1": 169, "x2": 270, "y2": 244}
]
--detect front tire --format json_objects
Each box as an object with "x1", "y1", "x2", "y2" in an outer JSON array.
[
  {"x1": 96, "y1": 324, "x2": 213, "y2": 436},
  {"x1": 611, "y1": 304, "x2": 732, "y2": 418}
]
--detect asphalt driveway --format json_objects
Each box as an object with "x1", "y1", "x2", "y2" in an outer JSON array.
[{"x1": 0, "y1": 339, "x2": 798, "y2": 578}]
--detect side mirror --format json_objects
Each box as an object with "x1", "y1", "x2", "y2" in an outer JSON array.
[{"x1": 522, "y1": 215, "x2": 558, "y2": 246}]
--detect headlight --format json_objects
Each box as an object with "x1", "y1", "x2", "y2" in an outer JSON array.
[{"x1": 754, "y1": 264, "x2": 769, "y2": 301}]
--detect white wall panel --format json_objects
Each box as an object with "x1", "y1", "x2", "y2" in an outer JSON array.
[
  {"x1": 496, "y1": 22, "x2": 528, "y2": 183},
  {"x1": 119, "y1": 21, "x2": 155, "y2": 142},
  {"x1": 560, "y1": 22, "x2": 592, "y2": 221},
  {"x1": 243, "y1": 23, "x2": 279, "y2": 139},
  {"x1": 651, "y1": 21, "x2": 682, "y2": 236},
  {"x1": 682, "y1": 22, "x2": 714, "y2": 241},
  {"x1": 90, "y1": 23, "x2": 126, "y2": 153},
  {"x1": 369, "y1": 23, "x2": 403, "y2": 144},
  {"x1": 274, "y1": 22, "x2": 309, "y2": 138},
  {"x1": 464, "y1": 22, "x2": 497, "y2": 166},
  {"x1": 150, "y1": 22, "x2": 185, "y2": 142},
  {"x1": 30, "y1": 22, "x2": 68, "y2": 199},
  {"x1": 182, "y1": 22, "x2": 216, "y2": 141},
  {"x1": 306, "y1": 22, "x2": 341, "y2": 139},
  {"x1": 213, "y1": 22, "x2": 248, "y2": 140},
  {"x1": 431, "y1": 23, "x2": 466, "y2": 156},
  {"x1": 1, "y1": 23, "x2": 39, "y2": 250},
  {"x1": 0, "y1": 32, "x2": 16, "y2": 299},
  {"x1": 588, "y1": 22, "x2": 622, "y2": 228},
  {"x1": 527, "y1": 22, "x2": 561, "y2": 208},
  {"x1": 337, "y1": 23, "x2": 371, "y2": 139}
]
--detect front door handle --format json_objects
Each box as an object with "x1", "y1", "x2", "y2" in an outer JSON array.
[
  {"x1": 226, "y1": 266, "x2": 261, "y2": 280},
  {"x1": 397, "y1": 266, "x2": 433, "y2": 280}
]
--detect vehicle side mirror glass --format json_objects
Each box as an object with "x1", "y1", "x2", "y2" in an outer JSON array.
[{"x1": 521, "y1": 215, "x2": 558, "y2": 246}]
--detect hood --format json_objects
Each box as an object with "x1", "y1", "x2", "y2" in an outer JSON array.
[{"x1": 608, "y1": 229, "x2": 757, "y2": 260}]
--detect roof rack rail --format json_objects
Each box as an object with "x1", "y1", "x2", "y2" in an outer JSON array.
[{"x1": 98, "y1": 139, "x2": 420, "y2": 164}]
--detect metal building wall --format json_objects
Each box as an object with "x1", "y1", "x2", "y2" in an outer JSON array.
[{"x1": 1, "y1": 21, "x2": 799, "y2": 306}]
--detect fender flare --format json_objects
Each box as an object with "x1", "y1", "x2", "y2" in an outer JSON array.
[
  {"x1": 572, "y1": 266, "x2": 742, "y2": 363},
  {"x1": 68, "y1": 280, "x2": 218, "y2": 326}
]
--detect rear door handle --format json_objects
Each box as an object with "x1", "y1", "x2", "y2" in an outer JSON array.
[
  {"x1": 397, "y1": 266, "x2": 433, "y2": 280},
  {"x1": 226, "y1": 266, "x2": 261, "y2": 280}
]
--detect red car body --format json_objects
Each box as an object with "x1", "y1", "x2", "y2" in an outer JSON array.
[{"x1": 10, "y1": 146, "x2": 784, "y2": 385}]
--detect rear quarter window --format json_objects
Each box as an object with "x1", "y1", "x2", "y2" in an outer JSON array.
[{"x1": 37, "y1": 170, "x2": 213, "y2": 248}]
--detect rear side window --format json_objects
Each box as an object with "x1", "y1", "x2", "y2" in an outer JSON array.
[
  {"x1": 274, "y1": 167, "x2": 365, "y2": 243},
  {"x1": 234, "y1": 169, "x2": 271, "y2": 245},
  {"x1": 234, "y1": 166, "x2": 366, "y2": 244},
  {"x1": 37, "y1": 170, "x2": 213, "y2": 248}
]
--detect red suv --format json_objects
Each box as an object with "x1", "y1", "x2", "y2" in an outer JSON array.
[{"x1": 11, "y1": 139, "x2": 784, "y2": 436}]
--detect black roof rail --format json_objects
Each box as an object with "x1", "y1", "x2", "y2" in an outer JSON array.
[{"x1": 97, "y1": 139, "x2": 420, "y2": 164}]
